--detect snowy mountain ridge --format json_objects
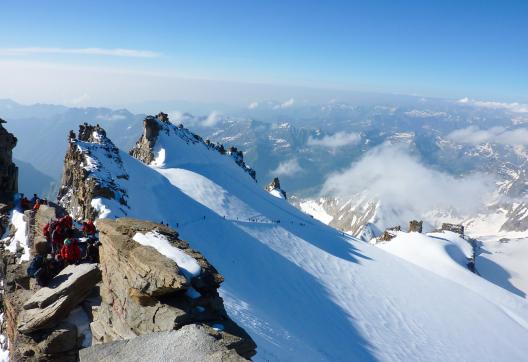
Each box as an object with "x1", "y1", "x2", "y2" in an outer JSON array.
[{"x1": 57, "y1": 114, "x2": 528, "y2": 361}]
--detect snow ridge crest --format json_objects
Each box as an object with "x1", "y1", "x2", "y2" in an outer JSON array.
[{"x1": 129, "y1": 112, "x2": 257, "y2": 180}]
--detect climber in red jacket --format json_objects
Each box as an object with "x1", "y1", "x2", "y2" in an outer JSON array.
[
  {"x1": 82, "y1": 219, "x2": 97, "y2": 237},
  {"x1": 60, "y1": 215, "x2": 73, "y2": 230},
  {"x1": 60, "y1": 238, "x2": 81, "y2": 265},
  {"x1": 51, "y1": 223, "x2": 65, "y2": 255}
]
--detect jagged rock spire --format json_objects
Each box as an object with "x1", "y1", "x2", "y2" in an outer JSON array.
[
  {"x1": 58, "y1": 123, "x2": 129, "y2": 220},
  {"x1": 266, "y1": 177, "x2": 287, "y2": 199}
]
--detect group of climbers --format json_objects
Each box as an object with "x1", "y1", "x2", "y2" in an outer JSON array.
[
  {"x1": 28, "y1": 215, "x2": 100, "y2": 286},
  {"x1": 19, "y1": 193, "x2": 49, "y2": 211}
]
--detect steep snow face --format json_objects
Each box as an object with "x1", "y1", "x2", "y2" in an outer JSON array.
[{"x1": 64, "y1": 125, "x2": 528, "y2": 361}]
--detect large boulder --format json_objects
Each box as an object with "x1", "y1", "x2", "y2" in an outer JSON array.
[
  {"x1": 92, "y1": 218, "x2": 256, "y2": 358},
  {"x1": 79, "y1": 324, "x2": 248, "y2": 362},
  {"x1": 18, "y1": 263, "x2": 101, "y2": 333}
]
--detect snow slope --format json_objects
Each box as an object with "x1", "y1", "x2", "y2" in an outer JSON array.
[
  {"x1": 72, "y1": 121, "x2": 528, "y2": 361},
  {"x1": 465, "y1": 213, "x2": 528, "y2": 299}
]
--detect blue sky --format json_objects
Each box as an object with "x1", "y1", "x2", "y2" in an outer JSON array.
[{"x1": 0, "y1": 0, "x2": 526, "y2": 106}]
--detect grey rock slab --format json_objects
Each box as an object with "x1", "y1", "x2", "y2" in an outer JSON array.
[{"x1": 79, "y1": 324, "x2": 248, "y2": 362}]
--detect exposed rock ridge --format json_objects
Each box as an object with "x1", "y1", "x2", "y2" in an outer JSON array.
[
  {"x1": 58, "y1": 123, "x2": 130, "y2": 220},
  {"x1": 0, "y1": 118, "x2": 18, "y2": 204},
  {"x1": 91, "y1": 218, "x2": 256, "y2": 359},
  {"x1": 129, "y1": 112, "x2": 257, "y2": 181}
]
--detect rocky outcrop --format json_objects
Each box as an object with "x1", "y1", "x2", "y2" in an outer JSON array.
[
  {"x1": 408, "y1": 220, "x2": 423, "y2": 233},
  {"x1": 80, "y1": 324, "x2": 248, "y2": 362},
  {"x1": 91, "y1": 218, "x2": 256, "y2": 359},
  {"x1": 129, "y1": 112, "x2": 257, "y2": 181},
  {"x1": 0, "y1": 118, "x2": 18, "y2": 204},
  {"x1": 58, "y1": 123, "x2": 130, "y2": 220},
  {"x1": 266, "y1": 177, "x2": 287, "y2": 199},
  {"x1": 378, "y1": 226, "x2": 401, "y2": 242},
  {"x1": 441, "y1": 223, "x2": 464, "y2": 235},
  {"x1": 128, "y1": 112, "x2": 166, "y2": 164},
  {"x1": 18, "y1": 264, "x2": 101, "y2": 334}
]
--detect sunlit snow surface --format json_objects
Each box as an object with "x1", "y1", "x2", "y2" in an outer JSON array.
[
  {"x1": 84, "y1": 123, "x2": 528, "y2": 361},
  {"x1": 133, "y1": 231, "x2": 201, "y2": 279}
]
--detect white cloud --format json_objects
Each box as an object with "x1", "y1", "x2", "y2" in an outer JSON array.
[
  {"x1": 273, "y1": 98, "x2": 295, "y2": 109},
  {"x1": 95, "y1": 113, "x2": 127, "y2": 121},
  {"x1": 201, "y1": 111, "x2": 222, "y2": 127},
  {"x1": 322, "y1": 143, "x2": 494, "y2": 215},
  {"x1": 404, "y1": 110, "x2": 448, "y2": 118},
  {"x1": 271, "y1": 158, "x2": 303, "y2": 177},
  {"x1": 458, "y1": 97, "x2": 528, "y2": 113},
  {"x1": 248, "y1": 101, "x2": 259, "y2": 109},
  {"x1": 70, "y1": 93, "x2": 90, "y2": 105},
  {"x1": 307, "y1": 131, "x2": 361, "y2": 149},
  {"x1": 447, "y1": 126, "x2": 528, "y2": 145},
  {"x1": 0, "y1": 47, "x2": 161, "y2": 58}
]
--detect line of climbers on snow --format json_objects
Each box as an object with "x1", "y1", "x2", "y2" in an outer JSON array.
[
  {"x1": 26, "y1": 204, "x2": 100, "y2": 287},
  {"x1": 160, "y1": 214, "x2": 310, "y2": 229}
]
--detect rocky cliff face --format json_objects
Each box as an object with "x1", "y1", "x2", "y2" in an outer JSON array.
[
  {"x1": 89, "y1": 218, "x2": 256, "y2": 359},
  {"x1": 58, "y1": 124, "x2": 130, "y2": 220},
  {"x1": 129, "y1": 112, "x2": 257, "y2": 180},
  {"x1": 0, "y1": 118, "x2": 18, "y2": 204}
]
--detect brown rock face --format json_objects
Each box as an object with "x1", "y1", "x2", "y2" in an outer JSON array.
[
  {"x1": 129, "y1": 112, "x2": 167, "y2": 164},
  {"x1": 408, "y1": 220, "x2": 423, "y2": 233},
  {"x1": 378, "y1": 226, "x2": 401, "y2": 241},
  {"x1": 0, "y1": 119, "x2": 18, "y2": 204},
  {"x1": 441, "y1": 223, "x2": 465, "y2": 235},
  {"x1": 92, "y1": 218, "x2": 256, "y2": 359}
]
